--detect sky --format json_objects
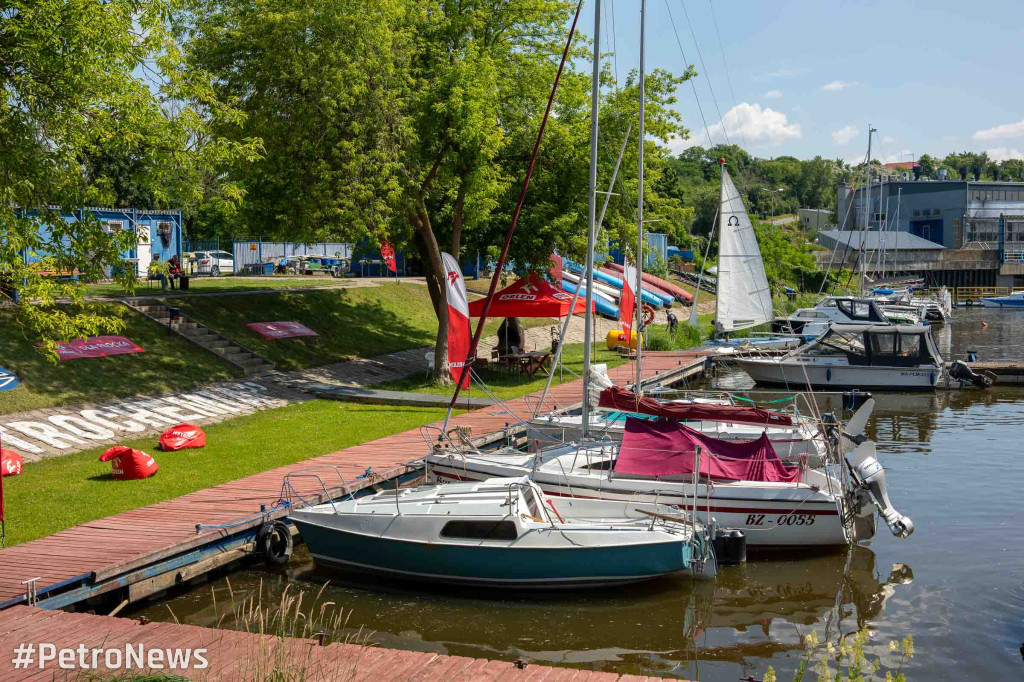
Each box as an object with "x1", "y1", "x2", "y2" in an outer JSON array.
[{"x1": 582, "y1": 0, "x2": 1024, "y2": 163}]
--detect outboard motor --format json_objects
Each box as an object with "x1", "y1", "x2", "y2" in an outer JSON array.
[
  {"x1": 846, "y1": 441, "x2": 914, "y2": 539},
  {"x1": 948, "y1": 359, "x2": 994, "y2": 389}
]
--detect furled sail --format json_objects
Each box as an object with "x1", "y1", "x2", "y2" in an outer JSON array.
[{"x1": 715, "y1": 169, "x2": 775, "y2": 333}]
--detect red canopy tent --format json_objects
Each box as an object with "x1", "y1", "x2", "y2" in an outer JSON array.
[{"x1": 467, "y1": 274, "x2": 593, "y2": 318}]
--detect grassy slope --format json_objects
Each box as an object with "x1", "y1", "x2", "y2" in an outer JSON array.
[
  {"x1": 0, "y1": 306, "x2": 240, "y2": 415},
  {"x1": 169, "y1": 284, "x2": 548, "y2": 371},
  {"x1": 0, "y1": 400, "x2": 451, "y2": 546}
]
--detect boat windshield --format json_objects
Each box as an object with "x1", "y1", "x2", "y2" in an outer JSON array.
[{"x1": 801, "y1": 329, "x2": 866, "y2": 358}]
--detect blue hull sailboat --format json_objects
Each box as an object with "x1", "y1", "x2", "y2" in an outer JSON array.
[{"x1": 289, "y1": 477, "x2": 716, "y2": 588}]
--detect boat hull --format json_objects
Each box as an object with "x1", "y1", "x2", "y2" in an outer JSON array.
[
  {"x1": 981, "y1": 296, "x2": 1024, "y2": 308},
  {"x1": 292, "y1": 516, "x2": 706, "y2": 588},
  {"x1": 426, "y1": 462, "x2": 848, "y2": 547},
  {"x1": 735, "y1": 358, "x2": 940, "y2": 391}
]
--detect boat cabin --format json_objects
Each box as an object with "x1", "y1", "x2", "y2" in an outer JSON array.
[{"x1": 787, "y1": 323, "x2": 943, "y2": 368}]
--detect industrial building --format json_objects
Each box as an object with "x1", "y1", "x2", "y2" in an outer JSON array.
[
  {"x1": 798, "y1": 208, "x2": 834, "y2": 231},
  {"x1": 832, "y1": 176, "x2": 1024, "y2": 287}
]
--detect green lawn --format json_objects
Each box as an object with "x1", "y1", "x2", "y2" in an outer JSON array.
[
  {"x1": 0, "y1": 306, "x2": 240, "y2": 415},
  {"x1": 375, "y1": 342, "x2": 630, "y2": 401},
  {"x1": 167, "y1": 284, "x2": 548, "y2": 371},
  {"x1": 86, "y1": 275, "x2": 355, "y2": 298},
  {"x1": 0, "y1": 400, "x2": 452, "y2": 546}
]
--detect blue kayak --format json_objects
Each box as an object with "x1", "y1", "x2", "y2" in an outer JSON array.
[{"x1": 560, "y1": 280, "x2": 619, "y2": 318}]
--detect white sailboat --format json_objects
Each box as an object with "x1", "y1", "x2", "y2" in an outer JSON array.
[{"x1": 696, "y1": 165, "x2": 799, "y2": 351}]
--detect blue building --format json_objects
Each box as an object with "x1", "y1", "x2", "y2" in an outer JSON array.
[{"x1": 21, "y1": 206, "x2": 183, "y2": 277}]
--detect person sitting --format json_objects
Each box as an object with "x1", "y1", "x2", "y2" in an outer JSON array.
[
  {"x1": 149, "y1": 254, "x2": 169, "y2": 291},
  {"x1": 166, "y1": 255, "x2": 182, "y2": 290}
]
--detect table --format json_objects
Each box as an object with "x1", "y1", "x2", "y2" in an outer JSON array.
[{"x1": 499, "y1": 351, "x2": 552, "y2": 379}]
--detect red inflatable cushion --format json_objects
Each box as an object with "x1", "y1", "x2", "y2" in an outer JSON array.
[
  {"x1": 99, "y1": 446, "x2": 159, "y2": 480},
  {"x1": 1, "y1": 449, "x2": 22, "y2": 477},
  {"x1": 158, "y1": 424, "x2": 206, "y2": 451}
]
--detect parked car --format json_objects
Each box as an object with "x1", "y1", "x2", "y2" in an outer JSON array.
[{"x1": 194, "y1": 250, "x2": 234, "y2": 276}]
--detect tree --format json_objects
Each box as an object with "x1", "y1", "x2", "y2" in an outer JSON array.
[
  {"x1": 916, "y1": 153, "x2": 937, "y2": 178},
  {"x1": 1, "y1": 0, "x2": 257, "y2": 358}
]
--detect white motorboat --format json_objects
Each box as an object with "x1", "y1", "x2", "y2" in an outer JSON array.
[
  {"x1": 772, "y1": 297, "x2": 905, "y2": 339},
  {"x1": 734, "y1": 323, "x2": 946, "y2": 391},
  {"x1": 427, "y1": 398, "x2": 915, "y2": 548},
  {"x1": 980, "y1": 291, "x2": 1024, "y2": 308},
  {"x1": 290, "y1": 476, "x2": 717, "y2": 587}
]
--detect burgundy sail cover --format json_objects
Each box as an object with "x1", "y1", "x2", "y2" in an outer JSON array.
[
  {"x1": 598, "y1": 386, "x2": 793, "y2": 427},
  {"x1": 615, "y1": 417, "x2": 800, "y2": 483}
]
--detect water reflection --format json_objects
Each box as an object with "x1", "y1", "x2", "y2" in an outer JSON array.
[{"x1": 128, "y1": 543, "x2": 912, "y2": 678}]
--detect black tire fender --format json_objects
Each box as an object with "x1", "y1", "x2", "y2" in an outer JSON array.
[{"x1": 256, "y1": 520, "x2": 293, "y2": 566}]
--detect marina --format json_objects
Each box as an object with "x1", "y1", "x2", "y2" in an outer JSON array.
[{"x1": 123, "y1": 308, "x2": 1024, "y2": 681}]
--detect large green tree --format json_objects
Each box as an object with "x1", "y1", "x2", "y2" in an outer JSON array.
[{"x1": 1, "y1": 0, "x2": 258, "y2": 357}]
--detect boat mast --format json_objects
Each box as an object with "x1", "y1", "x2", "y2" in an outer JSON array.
[
  {"x1": 580, "y1": 0, "x2": 602, "y2": 438},
  {"x1": 859, "y1": 125, "x2": 876, "y2": 295},
  {"x1": 634, "y1": 0, "x2": 646, "y2": 394},
  {"x1": 891, "y1": 187, "x2": 902, "y2": 277}
]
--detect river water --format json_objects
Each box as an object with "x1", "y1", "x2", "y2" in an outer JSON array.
[{"x1": 129, "y1": 307, "x2": 1024, "y2": 680}]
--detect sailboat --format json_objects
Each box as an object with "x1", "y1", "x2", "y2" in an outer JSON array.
[{"x1": 692, "y1": 164, "x2": 800, "y2": 351}]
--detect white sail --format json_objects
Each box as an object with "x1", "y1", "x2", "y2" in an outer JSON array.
[{"x1": 715, "y1": 169, "x2": 774, "y2": 333}]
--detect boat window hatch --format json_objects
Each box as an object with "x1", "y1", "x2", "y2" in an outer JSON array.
[{"x1": 440, "y1": 520, "x2": 518, "y2": 540}]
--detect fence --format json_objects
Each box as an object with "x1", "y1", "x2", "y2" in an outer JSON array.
[
  {"x1": 183, "y1": 238, "x2": 227, "y2": 254},
  {"x1": 231, "y1": 241, "x2": 352, "y2": 270}
]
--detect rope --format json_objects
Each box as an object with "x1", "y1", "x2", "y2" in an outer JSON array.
[
  {"x1": 677, "y1": 0, "x2": 731, "y2": 145},
  {"x1": 730, "y1": 394, "x2": 795, "y2": 405}
]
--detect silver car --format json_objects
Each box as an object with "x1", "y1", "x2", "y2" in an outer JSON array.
[{"x1": 193, "y1": 250, "x2": 234, "y2": 276}]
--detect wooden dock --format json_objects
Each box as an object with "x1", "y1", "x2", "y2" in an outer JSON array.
[
  {"x1": 0, "y1": 605, "x2": 670, "y2": 681},
  {"x1": 967, "y1": 360, "x2": 1024, "y2": 384},
  {"x1": 0, "y1": 352, "x2": 709, "y2": 612}
]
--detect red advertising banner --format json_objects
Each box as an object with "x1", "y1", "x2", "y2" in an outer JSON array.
[
  {"x1": 246, "y1": 321, "x2": 318, "y2": 340},
  {"x1": 53, "y1": 336, "x2": 145, "y2": 361},
  {"x1": 380, "y1": 240, "x2": 397, "y2": 273}
]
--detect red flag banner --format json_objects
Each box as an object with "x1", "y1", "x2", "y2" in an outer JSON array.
[
  {"x1": 441, "y1": 252, "x2": 471, "y2": 388},
  {"x1": 380, "y1": 240, "x2": 397, "y2": 273},
  {"x1": 52, "y1": 336, "x2": 145, "y2": 361},
  {"x1": 548, "y1": 253, "x2": 563, "y2": 283},
  {"x1": 620, "y1": 261, "x2": 637, "y2": 336},
  {"x1": 247, "y1": 321, "x2": 318, "y2": 340}
]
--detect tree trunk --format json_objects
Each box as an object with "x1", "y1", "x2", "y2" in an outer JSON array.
[{"x1": 410, "y1": 204, "x2": 450, "y2": 383}]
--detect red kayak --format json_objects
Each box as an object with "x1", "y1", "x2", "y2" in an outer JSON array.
[
  {"x1": 605, "y1": 263, "x2": 693, "y2": 303},
  {"x1": 596, "y1": 266, "x2": 675, "y2": 307}
]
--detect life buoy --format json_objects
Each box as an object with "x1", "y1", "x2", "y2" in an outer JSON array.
[
  {"x1": 641, "y1": 304, "x2": 656, "y2": 326},
  {"x1": 257, "y1": 521, "x2": 293, "y2": 566}
]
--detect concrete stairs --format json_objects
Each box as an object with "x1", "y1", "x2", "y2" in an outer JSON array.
[{"x1": 123, "y1": 299, "x2": 275, "y2": 376}]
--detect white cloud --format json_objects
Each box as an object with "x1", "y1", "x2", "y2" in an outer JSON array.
[
  {"x1": 822, "y1": 80, "x2": 859, "y2": 92},
  {"x1": 973, "y1": 119, "x2": 1024, "y2": 141},
  {"x1": 666, "y1": 132, "x2": 702, "y2": 154},
  {"x1": 987, "y1": 148, "x2": 1024, "y2": 162},
  {"x1": 882, "y1": 136, "x2": 897, "y2": 144},
  {"x1": 764, "y1": 90, "x2": 783, "y2": 98},
  {"x1": 832, "y1": 125, "x2": 859, "y2": 145},
  {"x1": 767, "y1": 68, "x2": 798, "y2": 78},
  {"x1": 878, "y1": 150, "x2": 914, "y2": 164},
  {"x1": 708, "y1": 103, "x2": 801, "y2": 146}
]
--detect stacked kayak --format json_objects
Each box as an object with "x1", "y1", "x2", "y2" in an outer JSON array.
[
  {"x1": 560, "y1": 278, "x2": 619, "y2": 318},
  {"x1": 605, "y1": 262, "x2": 693, "y2": 304},
  {"x1": 563, "y1": 259, "x2": 672, "y2": 309}
]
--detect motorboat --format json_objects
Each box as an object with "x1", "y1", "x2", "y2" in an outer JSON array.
[
  {"x1": 290, "y1": 476, "x2": 717, "y2": 587},
  {"x1": 772, "y1": 297, "x2": 918, "y2": 339},
  {"x1": 980, "y1": 291, "x2": 1024, "y2": 308},
  {"x1": 734, "y1": 323, "x2": 947, "y2": 391},
  {"x1": 427, "y1": 397, "x2": 915, "y2": 548}
]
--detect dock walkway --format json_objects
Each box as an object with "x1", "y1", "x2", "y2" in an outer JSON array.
[
  {"x1": 0, "y1": 604, "x2": 669, "y2": 681},
  {"x1": 0, "y1": 352, "x2": 709, "y2": 610}
]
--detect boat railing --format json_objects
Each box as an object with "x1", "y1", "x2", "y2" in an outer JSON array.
[{"x1": 280, "y1": 465, "x2": 357, "y2": 514}]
